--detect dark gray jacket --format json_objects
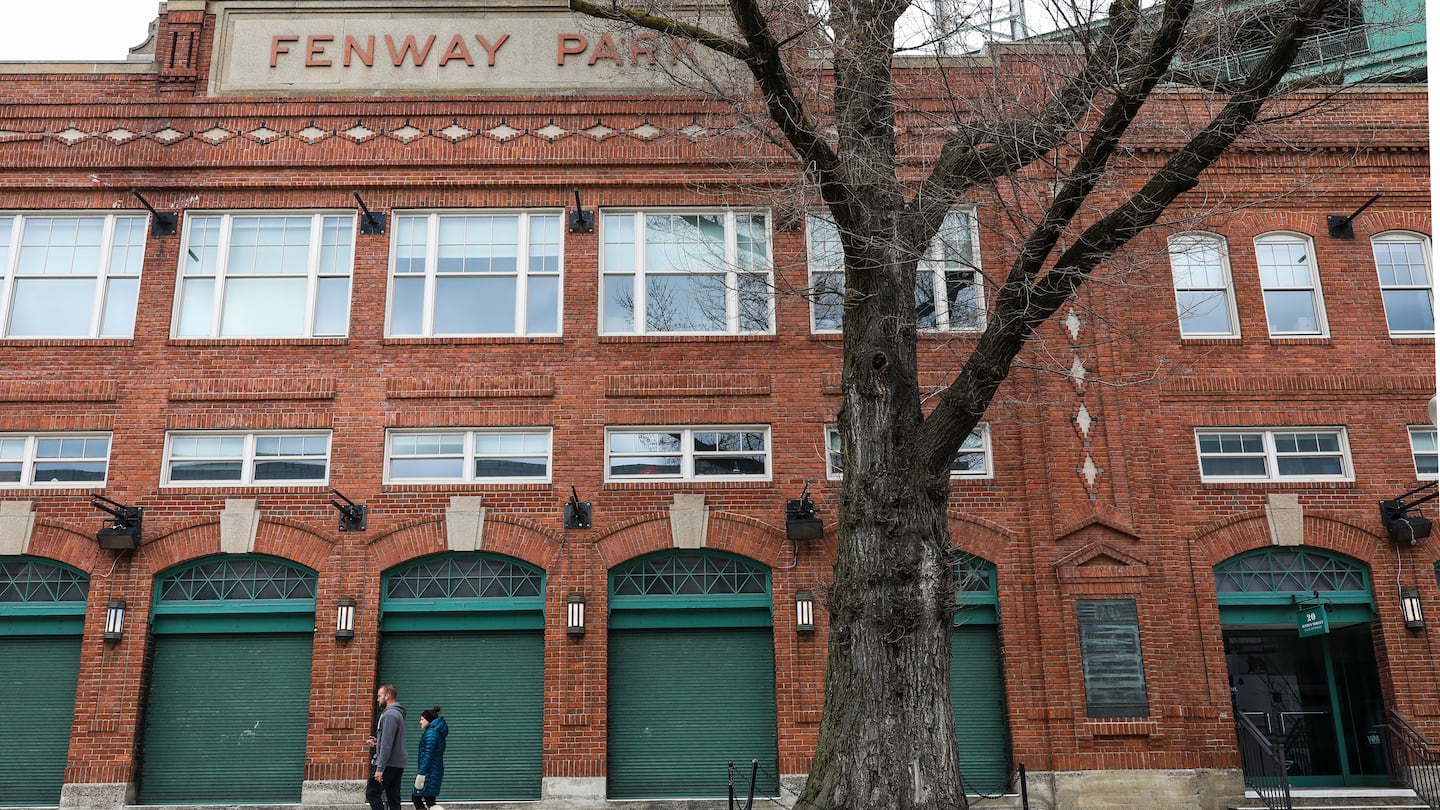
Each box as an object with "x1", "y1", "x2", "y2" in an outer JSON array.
[{"x1": 372, "y1": 702, "x2": 408, "y2": 769}]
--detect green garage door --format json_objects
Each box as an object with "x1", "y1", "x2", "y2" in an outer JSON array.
[
  {"x1": 952, "y1": 553, "x2": 1010, "y2": 795},
  {"x1": 138, "y1": 556, "x2": 316, "y2": 805},
  {"x1": 607, "y1": 550, "x2": 778, "y2": 800},
  {"x1": 0, "y1": 558, "x2": 89, "y2": 806},
  {"x1": 379, "y1": 631, "x2": 543, "y2": 799}
]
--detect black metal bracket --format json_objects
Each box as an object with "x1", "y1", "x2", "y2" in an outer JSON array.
[
  {"x1": 129, "y1": 189, "x2": 178, "y2": 237},
  {"x1": 1380, "y1": 480, "x2": 1437, "y2": 545},
  {"x1": 785, "y1": 482, "x2": 823, "y2": 541},
  {"x1": 329, "y1": 488, "x2": 368, "y2": 532},
  {"x1": 568, "y1": 187, "x2": 594, "y2": 234},
  {"x1": 564, "y1": 486, "x2": 592, "y2": 529},
  {"x1": 352, "y1": 192, "x2": 387, "y2": 235},
  {"x1": 1326, "y1": 193, "x2": 1381, "y2": 239},
  {"x1": 91, "y1": 494, "x2": 143, "y2": 550},
  {"x1": 1291, "y1": 589, "x2": 1334, "y2": 611}
]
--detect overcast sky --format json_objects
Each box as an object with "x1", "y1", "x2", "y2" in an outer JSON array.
[{"x1": 0, "y1": 1, "x2": 160, "y2": 62}]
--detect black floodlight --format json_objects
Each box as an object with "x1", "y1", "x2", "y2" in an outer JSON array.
[
  {"x1": 568, "y1": 187, "x2": 594, "y2": 234},
  {"x1": 329, "y1": 488, "x2": 368, "y2": 532},
  {"x1": 91, "y1": 494, "x2": 142, "y2": 550},
  {"x1": 564, "y1": 486, "x2": 592, "y2": 529},
  {"x1": 1326, "y1": 192, "x2": 1381, "y2": 239},
  {"x1": 352, "y1": 191, "x2": 387, "y2": 235},
  {"x1": 130, "y1": 189, "x2": 178, "y2": 237},
  {"x1": 786, "y1": 483, "x2": 823, "y2": 541},
  {"x1": 1380, "y1": 481, "x2": 1437, "y2": 545}
]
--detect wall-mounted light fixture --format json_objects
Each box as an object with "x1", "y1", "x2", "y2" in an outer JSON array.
[
  {"x1": 90, "y1": 494, "x2": 143, "y2": 550},
  {"x1": 1401, "y1": 588, "x2": 1425, "y2": 630},
  {"x1": 1326, "y1": 192, "x2": 1381, "y2": 239},
  {"x1": 329, "y1": 488, "x2": 368, "y2": 532},
  {"x1": 336, "y1": 598, "x2": 356, "y2": 641},
  {"x1": 567, "y1": 595, "x2": 586, "y2": 636},
  {"x1": 1380, "y1": 481, "x2": 1437, "y2": 545},
  {"x1": 564, "y1": 486, "x2": 592, "y2": 529},
  {"x1": 568, "y1": 187, "x2": 594, "y2": 234},
  {"x1": 352, "y1": 191, "x2": 387, "y2": 235},
  {"x1": 103, "y1": 599, "x2": 126, "y2": 643},
  {"x1": 785, "y1": 483, "x2": 823, "y2": 542},
  {"x1": 796, "y1": 591, "x2": 815, "y2": 634},
  {"x1": 129, "y1": 189, "x2": 179, "y2": 237}
]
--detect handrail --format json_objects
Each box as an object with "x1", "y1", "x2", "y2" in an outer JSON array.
[
  {"x1": 1235, "y1": 713, "x2": 1293, "y2": 810},
  {"x1": 1375, "y1": 708, "x2": 1440, "y2": 810}
]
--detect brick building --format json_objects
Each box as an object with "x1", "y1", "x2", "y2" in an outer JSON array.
[{"x1": 0, "y1": 2, "x2": 1433, "y2": 809}]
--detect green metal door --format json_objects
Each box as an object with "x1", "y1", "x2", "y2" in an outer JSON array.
[
  {"x1": 378, "y1": 631, "x2": 543, "y2": 800},
  {"x1": 952, "y1": 624, "x2": 1010, "y2": 793},
  {"x1": 138, "y1": 633, "x2": 313, "y2": 803},
  {"x1": 607, "y1": 627, "x2": 780, "y2": 799},
  {"x1": 0, "y1": 635, "x2": 81, "y2": 804}
]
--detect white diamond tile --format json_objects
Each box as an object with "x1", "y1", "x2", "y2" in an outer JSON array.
[
  {"x1": 584, "y1": 123, "x2": 615, "y2": 139},
  {"x1": 1069, "y1": 356, "x2": 1087, "y2": 384},
  {"x1": 439, "y1": 124, "x2": 472, "y2": 140},
  {"x1": 485, "y1": 124, "x2": 520, "y2": 140},
  {"x1": 1075, "y1": 404, "x2": 1092, "y2": 438},
  {"x1": 152, "y1": 127, "x2": 185, "y2": 143},
  {"x1": 680, "y1": 124, "x2": 706, "y2": 139},
  {"x1": 104, "y1": 128, "x2": 137, "y2": 143},
  {"x1": 1081, "y1": 455, "x2": 1099, "y2": 487},
  {"x1": 55, "y1": 127, "x2": 89, "y2": 145},
  {"x1": 297, "y1": 125, "x2": 328, "y2": 142},
  {"x1": 534, "y1": 123, "x2": 567, "y2": 140},
  {"x1": 200, "y1": 126, "x2": 231, "y2": 143},
  {"x1": 390, "y1": 125, "x2": 424, "y2": 142},
  {"x1": 344, "y1": 125, "x2": 375, "y2": 141},
  {"x1": 629, "y1": 123, "x2": 661, "y2": 139},
  {"x1": 248, "y1": 126, "x2": 280, "y2": 142},
  {"x1": 1065, "y1": 309, "x2": 1082, "y2": 340}
]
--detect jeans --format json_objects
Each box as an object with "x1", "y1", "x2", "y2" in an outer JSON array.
[{"x1": 366, "y1": 765, "x2": 404, "y2": 810}]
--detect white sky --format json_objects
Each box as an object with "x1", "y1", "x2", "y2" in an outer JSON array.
[{"x1": 0, "y1": 1, "x2": 160, "y2": 62}]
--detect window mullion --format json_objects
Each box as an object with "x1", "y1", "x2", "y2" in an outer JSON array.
[
  {"x1": 303, "y1": 214, "x2": 323, "y2": 338},
  {"x1": 422, "y1": 214, "x2": 439, "y2": 336},
  {"x1": 241, "y1": 433, "x2": 257, "y2": 485},
  {"x1": 0, "y1": 217, "x2": 18, "y2": 338},
  {"x1": 90, "y1": 215, "x2": 117, "y2": 338},
  {"x1": 516, "y1": 214, "x2": 529, "y2": 334},
  {"x1": 463, "y1": 430, "x2": 476, "y2": 483},
  {"x1": 634, "y1": 213, "x2": 648, "y2": 334},
  {"x1": 725, "y1": 211, "x2": 739, "y2": 333},
  {"x1": 211, "y1": 215, "x2": 234, "y2": 337},
  {"x1": 1264, "y1": 432, "x2": 1279, "y2": 480},
  {"x1": 21, "y1": 435, "x2": 36, "y2": 487}
]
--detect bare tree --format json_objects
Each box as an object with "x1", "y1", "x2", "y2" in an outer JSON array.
[{"x1": 568, "y1": 0, "x2": 1358, "y2": 806}]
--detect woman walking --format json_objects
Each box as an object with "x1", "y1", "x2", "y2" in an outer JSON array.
[{"x1": 411, "y1": 707, "x2": 448, "y2": 810}]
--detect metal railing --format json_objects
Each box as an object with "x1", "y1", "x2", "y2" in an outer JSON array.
[
  {"x1": 1236, "y1": 713, "x2": 1293, "y2": 810},
  {"x1": 1376, "y1": 709, "x2": 1440, "y2": 810}
]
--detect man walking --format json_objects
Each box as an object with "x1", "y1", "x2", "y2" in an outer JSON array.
[{"x1": 365, "y1": 684, "x2": 407, "y2": 810}]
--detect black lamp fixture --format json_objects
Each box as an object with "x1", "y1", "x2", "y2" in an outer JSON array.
[
  {"x1": 352, "y1": 191, "x2": 387, "y2": 235},
  {"x1": 103, "y1": 599, "x2": 126, "y2": 643},
  {"x1": 564, "y1": 486, "x2": 592, "y2": 529},
  {"x1": 90, "y1": 494, "x2": 142, "y2": 550},
  {"x1": 329, "y1": 488, "x2": 368, "y2": 532},
  {"x1": 1400, "y1": 588, "x2": 1425, "y2": 630},
  {"x1": 567, "y1": 594, "x2": 586, "y2": 636},
  {"x1": 335, "y1": 598, "x2": 357, "y2": 641},
  {"x1": 1380, "y1": 481, "x2": 1437, "y2": 545},
  {"x1": 1326, "y1": 192, "x2": 1381, "y2": 239},
  {"x1": 129, "y1": 189, "x2": 179, "y2": 237},
  {"x1": 796, "y1": 590, "x2": 815, "y2": 634},
  {"x1": 568, "y1": 187, "x2": 594, "y2": 234},
  {"x1": 785, "y1": 483, "x2": 823, "y2": 542}
]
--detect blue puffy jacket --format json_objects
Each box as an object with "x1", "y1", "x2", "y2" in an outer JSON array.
[{"x1": 413, "y1": 716, "x2": 448, "y2": 797}]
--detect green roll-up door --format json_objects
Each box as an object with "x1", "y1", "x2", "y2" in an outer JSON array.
[
  {"x1": 378, "y1": 631, "x2": 543, "y2": 800},
  {"x1": 608, "y1": 627, "x2": 779, "y2": 799},
  {"x1": 951, "y1": 624, "x2": 1010, "y2": 793},
  {"x1": 0, "y1": 635, "x2": 81, "y2": 804},
  {"x1": 138, "y1": 634, "x2": 313, "y2": 804}
]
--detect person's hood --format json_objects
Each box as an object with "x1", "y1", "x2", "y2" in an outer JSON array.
[
  {"x1": 430, "y1": 716, "x2": 449, "y2": 738},
  {"x1": 386, "y1": 703, "x2": 407, "y2": 721}
]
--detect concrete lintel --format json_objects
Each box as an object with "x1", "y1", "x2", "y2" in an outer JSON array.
[
  {"x1": 669, "y1": 493, "x2": 709, "y2": 549},
  {"x1": 0, "y1": 500, "x2": 37, "y2": 555},
  {"x1": 446, "y1": 495, "x2": 486, "y2": 552},
  {"x1": 1265, "y1": 493, "x2": 1303, "y2": 546},
  {"x1": 219, "y1": 498, "x2": 260, "y2": 554}
]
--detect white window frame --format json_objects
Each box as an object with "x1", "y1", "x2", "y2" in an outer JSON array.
[
  {"x1": 605, "y1": 426, "x2": 772, "y2": 482},
  {"x1": 1167, "y1": 232, "x2": 1240, "y2": 338},
  {"x1": 0, "y1": 432, "x2": 111, "y2": 488},
  {"x1": 173, "y1": 211, "x2": 356, "y2": 339},
  {"x1": 0, "y1": 213, "x2": 147, "y2": 340},
  {"x1": 1371, "y1": 231, "x2": 1434, "y2": 337},
  {"x1": 1254, "y1": 232, "x2": 1328, "y2": 337},
  {"x1": 1194, "y1": 427, "x2": 1353, "y2": 483},
  {"x1": 383, "y1": 428, "x2": 553, "y2": 484},
  {"x1": 161, "y1": 430, "x2": 332, "y2": 487},
  {"x1": 600, "y1": 209, "x2": 774, "y2": 335},
  {"x1": 807, "y1": 210, "x2": 984, "y2": 334},
  {"x1": 385, "y1": 209, "x2": 564, "y2": 338},
  {"x1": 1409, "y1": 426, "x2": 1438, "y2": 479},
  {"x1": 826, "y1": 423, "x2": 992, "y2": 479}
]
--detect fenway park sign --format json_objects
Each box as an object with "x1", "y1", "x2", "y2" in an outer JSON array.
[{"x1": 210, "y1": 2, "x2": 722, "y2": 96}]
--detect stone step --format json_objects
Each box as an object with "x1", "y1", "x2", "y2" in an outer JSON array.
[{"x1": 1229, "y1": 787, "x2": 1430, "y2": 810}]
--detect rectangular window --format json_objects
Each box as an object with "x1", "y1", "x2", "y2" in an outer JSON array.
[
  {"x1": 1255, "y1": 234, "x2": 1327, "y2": 336},
  {"x1": 1372, "y1": 234, "x2": 1434, "y2": 336},
  {"x1": 0, "y1": 433, "x2": 111, "y2": 488},
  {"x1": 807, "y1": 211, "x2": 983, "y2": 333},
  {"x1": 607, "y1": 426, "x2": 770, "y2": 481},
  {"x1": 162, "y1": 431, "x2": 330, "y2": 486},
  {"x1": 1168, "y1": 234, "x2": 1238, "y2": 337},
  {"x1": 0, "y1": 214, "x2": 146, "y2": 339},
  {"x1": 1077, "y1": 599, "x2": 1151, "y2": 719},
  {"x1": 826, "y1": 424, "x2": 991, "y2": 479},
  {"x1": 601, "y1": 211, "x2": 772, "y2": 335},
  {"x1": 1195, "y1": 427, "x2": 1351, "y2": 482},
  {"x1": 175, "y1": 213, "x2": 355, "y2": 338},
  {"x1": 1410, "y1": 426, "x2": 1438, "y2": 479},
  {"x1": 388, "y1": 211, "x2": 562, "y2": 337},
  {"x1": 385, "y1": 429, "x2": 552, "y2": 483}
]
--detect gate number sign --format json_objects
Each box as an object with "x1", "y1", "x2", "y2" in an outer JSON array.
[{"x1": 1297, "y1": 605, "x2": 1330, "y2": 637}]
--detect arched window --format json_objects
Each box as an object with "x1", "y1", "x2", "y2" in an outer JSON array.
[
  {"x1": 1371, "y1": 231, "x2": 1433, "y2": 336},
  {"x1": 1254, "y1": 232, "x2": 1327, "y2": 337},
  {"x1": 1168, "y1": 232, "x2": 1238, "y2": 337}
]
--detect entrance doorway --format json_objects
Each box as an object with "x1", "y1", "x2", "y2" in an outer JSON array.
[{"x1": 1214, "y1": 548, "x2": 1387, "y2": 788}]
